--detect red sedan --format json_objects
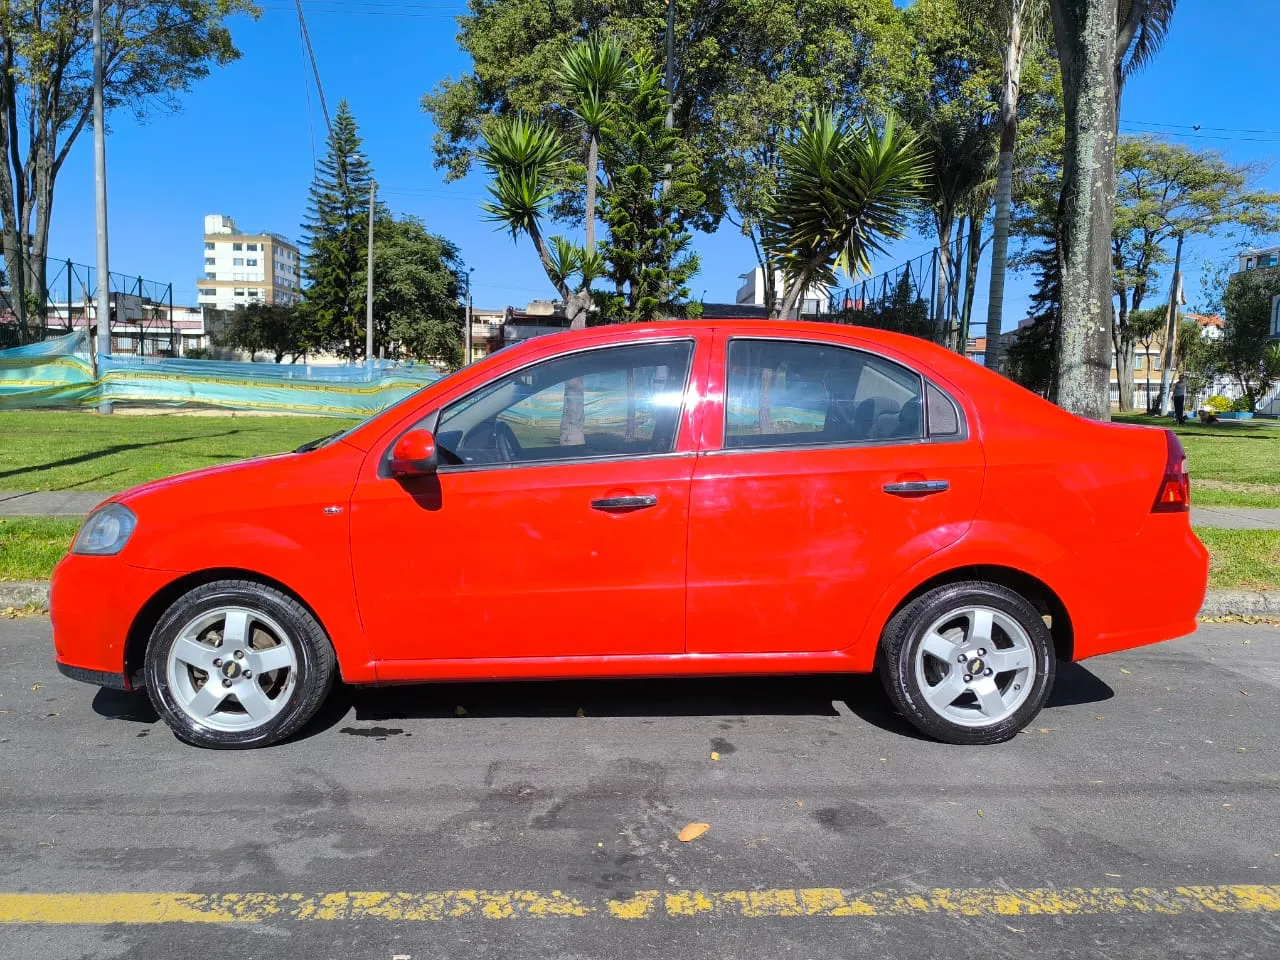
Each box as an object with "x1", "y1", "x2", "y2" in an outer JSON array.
[{"x1": 51, "y1": 321, "x2": 1208, "y2": 748}]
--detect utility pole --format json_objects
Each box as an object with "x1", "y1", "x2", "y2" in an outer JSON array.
[
  {"x1": 92, "y1": 0, "x2": 112, "y2": 414},
  {"x1": 365, "y1": 180, "x2": 376, "y2": 365},
  {"x1": 463, "y1": 268, "x2": 474, "y2": 365},
  {"x1": 661, "y1": 0, "x2": 675, "y2": 195},
  {"x1": 1155, "y1": 230, "x2": 1185, "y2": 416}
]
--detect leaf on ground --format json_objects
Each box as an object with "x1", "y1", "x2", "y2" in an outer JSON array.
[
  {"x1": 453, "y1": 705, "x2": 467, "y2": 717},
  {"x1": 1119, "y1": 668, "x2": 1132, "y2": 675},
  {"x1": 678, "y1": 822, "x2": 710, "y2": 842},
  {"x1": 709, "y1": 751, "x2": 720, "y2": 761}
]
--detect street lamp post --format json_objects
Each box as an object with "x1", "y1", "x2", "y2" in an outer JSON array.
[{"x1": 460, "y1": 268, "x2": 474, "y2": 365}]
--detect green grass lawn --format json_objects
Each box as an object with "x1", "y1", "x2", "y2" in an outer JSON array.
[
  {"x1": 0, "y1": 411, "x2": 348, "y2": 493},
  {"x1": 3, "y1": 517, "x2": 1275, "y2": 594},
  {"x1": 1111, "y1": 413, "x2": 1280, "y2": 508},
  {"x1": 0, "y1": 517, "x2": 80, "y2": 581}
]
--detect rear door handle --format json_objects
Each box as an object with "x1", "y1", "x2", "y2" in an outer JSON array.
[
  {"x1": 883, "y1": 480, "x2": 950, "y2": 495},
  {"x1": 591, "y1": 495, "x2": 658, "y2": 512}
]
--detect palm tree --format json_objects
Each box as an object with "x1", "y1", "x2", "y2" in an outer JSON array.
[
  {"x1": 557, "y1": 35, "x2": 632, "y2": 257},
  {"x1": 981, "y1": 0, "x2": 1049, "y2": 374},
  {"x1": 764, "y1": 111, "x2": 926, "y2": 321}
]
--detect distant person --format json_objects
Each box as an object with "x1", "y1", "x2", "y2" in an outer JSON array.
[{"x1": 1172, "y1": 374, "x2": 1187, "y2": 425}]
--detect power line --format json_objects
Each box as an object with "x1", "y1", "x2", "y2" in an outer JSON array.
[
  {"x1": 293, "y1": 0, "x2": 331, "y2": 136},
  {"x1": 1125, "y1": 118, "x2": 1280, "y2": 136},
  {"x1": 1119, "y1": 122, "x2": 1280, "y2": 144}
]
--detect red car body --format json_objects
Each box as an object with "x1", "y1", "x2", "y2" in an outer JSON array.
[{"x1": 51, "y1": 321, "x2": 1209, "y2": 694}]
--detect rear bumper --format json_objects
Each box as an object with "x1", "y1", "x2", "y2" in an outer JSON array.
[
  {"x1": 50, "y1": 554, "x2": 179, "y2": 691},
  {"x1": 1070, "y1": 519, "x2": 1209, "y2": 661}
]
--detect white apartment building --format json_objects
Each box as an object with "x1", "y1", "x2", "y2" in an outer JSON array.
[
  {"x1": 198, "y1": 214, "x2": 302, "y2": 312},
  {"x1": 736, "y1": 265, "x2": 831, "y2": 316}
]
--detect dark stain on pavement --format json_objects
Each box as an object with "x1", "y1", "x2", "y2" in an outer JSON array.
[
  {"x1": 339, "y1": 725, "x2": 407, "y2": 740},
  {"x1": 709, "y1": 737, "x2": 737, "y2": 755},
  {"x1": 812, "y1": 803, "x2": 887, "y2": 833}
]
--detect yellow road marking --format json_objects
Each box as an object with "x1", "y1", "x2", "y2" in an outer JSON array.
[{"x1": 1, "y1": 885, "x2": 1278, "y2": 924}]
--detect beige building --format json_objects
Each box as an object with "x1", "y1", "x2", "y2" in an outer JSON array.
[{"x1": 198, "y1": 214, "x2": 302, "y2": 312}]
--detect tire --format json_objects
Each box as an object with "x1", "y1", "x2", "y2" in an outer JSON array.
[
  {"x1": 144, "y1": 579, "x2": 336, "y2": 749},
  {"x1": 877, "y1": 581, "x2": 1055, "y2": 745}
]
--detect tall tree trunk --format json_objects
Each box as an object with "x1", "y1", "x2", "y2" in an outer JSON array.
[
  {"x1": 0, "y1": 54, "x2": 26, "y2": 343},
  {"x1": 934, "y1": 212, "x2": 954, "y2": 343},
  {"x1": 1112, "y1": 284, "x2": 1133, "y2": 411},
  {"x1": 1154, "y1": 230, "x2": 1184, "y2": 415},
  {"x1": 1050, "y1": 0, "x2": 1118, "y2": 421},
  {"x1": 962, "y1": 214, "x2": 983, "y2": 349},
  {"x1": 584, "y1": 135, "x2": 598, "y2": 252},
  {"x1": 559, "y1": 288, "x2": 594, "y2": 445}
]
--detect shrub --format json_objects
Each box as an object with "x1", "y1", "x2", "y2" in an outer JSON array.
[
  {"x1": 1229, "y1": 395, "x2": 1253, "y2": 413},
  {"x1": 1204, "y1": 395, "x2": 1233, "y2": 413}
]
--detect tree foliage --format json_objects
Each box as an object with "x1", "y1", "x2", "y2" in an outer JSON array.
[
  {"x1": 364, "y1": 214, "x2": 464, "y2": 367},
  {"x1": 1221, "y1": 268, "x2": 1280, "y2": 410},
  {"x1": 596, "y1": 55, "x2": 703, "y2": 323},
  {"x1": 423, "y1": 0, "x2": 913, "y2": 314},
  {"x1": 1110, "y1": 134, "x2": 1280, "y2": 409},
  {"x1": 212, "y1": 302, "x2": 306, "y2": 364},
  {"x1": 763, "y1": 110, "x2": 926, "y2": 320},
  {"x1": 300, "y1": 100, "x2": 374, "y2": 361},
  {"x1": 0, "y1": 0, "x2": 256, "y2": 344}
]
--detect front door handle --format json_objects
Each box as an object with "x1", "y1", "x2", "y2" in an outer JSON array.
[
  {"x1": 883, "y1": 480, "x2": 950, "y2": 495},
  {"x1": 591, "y1": 495, "x2": 658, "y2": 512}
]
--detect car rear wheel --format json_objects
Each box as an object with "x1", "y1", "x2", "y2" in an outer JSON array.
[
  {"x1": 878, "y1": 581, "x2": 1055, "y2": 745},
  {"x1": 144, "y1": 580, "x2": 336, "y2": 749}
]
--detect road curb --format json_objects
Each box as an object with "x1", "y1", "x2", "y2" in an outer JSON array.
[{"x1": 2, "y1": 581, "x2": 1278, "y2": 620}]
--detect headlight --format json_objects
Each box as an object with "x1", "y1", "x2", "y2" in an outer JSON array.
[{"x1": 71, "y1": 504, "x2": 137, "y2": 556}]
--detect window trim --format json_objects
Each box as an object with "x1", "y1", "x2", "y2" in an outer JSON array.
[
  {"x1": 381, "y1": 338, "x2": 699, "y2": 476},
  {"x1": 711, "y1": 335, "x2": 967, "y2": 456}
]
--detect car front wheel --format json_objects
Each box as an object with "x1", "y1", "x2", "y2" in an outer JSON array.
[
  {"x1": 878, "y1": 581, "x2": 1056, "y2": 745},
  {"x1": 144, "y1": 580, "x2": 336, "y2": 749}
]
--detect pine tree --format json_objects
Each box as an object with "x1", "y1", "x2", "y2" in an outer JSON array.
[
  {"x1": 300, "y1": 101, "x2": 374, "y2": 361},
  {"x1": 597, "y1": 56, "x2": 703, "y2": 323}
]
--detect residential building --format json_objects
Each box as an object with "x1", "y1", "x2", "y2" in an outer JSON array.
[
  {"x1": 44, "y1": 298, "x2": 210, "y2": 357},
  {"x1": 736, "y1": 265, "x2": 831, "y2": 316},
  {"x1": 1238, "y1": 246, "x2": 1280, "y2": 273},
  {"x1": 197, "y1": 214, "x2": 302, "y2": 312}
]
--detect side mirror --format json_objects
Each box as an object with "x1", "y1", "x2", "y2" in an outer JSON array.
[{"x1": 390, "y1": 428, "x2": 439, "y2": 477}]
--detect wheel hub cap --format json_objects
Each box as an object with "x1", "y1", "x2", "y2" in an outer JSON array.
[{"x1": 221, "y1": 660, "x2": 242, "y2": 680}]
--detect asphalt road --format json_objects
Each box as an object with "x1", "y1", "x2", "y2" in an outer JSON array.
[{"x1": 2, "y1": 617, "x2": 1278, "y2": 960}]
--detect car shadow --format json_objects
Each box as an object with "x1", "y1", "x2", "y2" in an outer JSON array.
[
  {"x1": 89, "y1": 661, "x2": 1116, "y2": 745},
  {"x1": 302, "y1": 662, "x2": 1116, "y2": 743}
]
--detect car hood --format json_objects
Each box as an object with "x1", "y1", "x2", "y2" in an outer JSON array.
[{"x1": 109, "y1": 453, "x2": 296, "y2": 508}]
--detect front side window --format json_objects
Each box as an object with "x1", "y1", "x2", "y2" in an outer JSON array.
[
  {"x1": 434, "y1": 341, "x2": 694, "y2": 467},
  {"x1": 725, "y1": 339, "x2": 925, "y2": 448}
]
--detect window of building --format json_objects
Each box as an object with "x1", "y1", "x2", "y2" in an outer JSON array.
[
  {"x1": 247, "y1": 243, "x2": 258, "y2": 251},
  {"x1": 434, "y1": 341, "x2": 694, "y2": 466},
  {"x1": 1272, "y1": 298, "x2": 1280, "y2": 338},
  {"x1": 199, "y1": 288, "x2": 216, "y2": 297},
  {"x1": 204, "y1": 242, "x2": 214, "y2": 250},
  {"x1": 724, "y1": 339, "x2": 925, "y2": 448},
  {"x1": 1150, "y1": 353, "x2": 1162, "y2": 370},
  {"x1": 246, "y1": 258, "x2": 257, "y2": 266},
  {"x1": 1133, "y1": 353, "x2": 1145, "y2": 370},
  {"x1": 232, "y1": 257, "x2": 244, "y2": 266},
  {"x1": 234, "y1": 288, "x2": 245, "y2": 297},
  {"x1": 1264, "y1": 253, "x2": 1279, "y2": 268},
  {"x1": 204, "y1": 257, "x2": 215, "y2": 266},
  {"x1": 248, "y1": 289, "x2": 261, "y2": 298},
  {"x1": 205, "y1": 272, "x2": 216, "y2": 280},
  {"x1": 232, "y1": 242, "x2": 243, "y2": 251}
]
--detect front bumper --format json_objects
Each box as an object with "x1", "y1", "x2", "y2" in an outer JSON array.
[{"x1": 50, "y1": 554, "x2": 180, "y2": 691}]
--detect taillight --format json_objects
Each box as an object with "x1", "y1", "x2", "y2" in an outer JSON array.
[{"x1": 1152, "y1": 429, "x2": 1190, "y2": 513}]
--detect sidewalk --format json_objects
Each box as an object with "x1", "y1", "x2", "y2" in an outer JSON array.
[
  {"x1": 3, "y1": 489, "x2": 1280, "y2": 529},
  {"x1": 0, "y1": 491, "x2": 111, "y2": 517}
]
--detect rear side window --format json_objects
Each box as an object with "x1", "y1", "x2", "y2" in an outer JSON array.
[
  {"x1": 725, "y1": 339, "x2": 925, "y2": 449},
  {"x1": 926, "y1": 382, "x2": 963, "y2": 437}
]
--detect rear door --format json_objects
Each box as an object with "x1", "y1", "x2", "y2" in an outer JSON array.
[{"x1": 685, "y1": 333, "x2": 985, "y2": 654}]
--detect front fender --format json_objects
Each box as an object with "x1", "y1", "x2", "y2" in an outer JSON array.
[{"x1": 127, "y1": 518, "x2": 374, "y2": 683}]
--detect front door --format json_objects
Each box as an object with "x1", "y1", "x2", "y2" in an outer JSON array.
[
  {"x1": 686, "y1": 335, "x2": 985, "y2": 654},
  {"x1": 350, "y1": 339, "x2": 698, "y2": 663}
]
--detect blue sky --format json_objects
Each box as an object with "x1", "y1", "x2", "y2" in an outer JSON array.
[{"x1": 47, "y1": 0, "x2": 1280, "y2": 336}]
